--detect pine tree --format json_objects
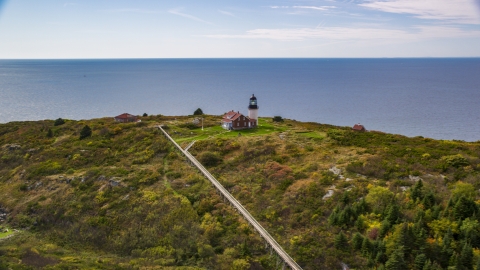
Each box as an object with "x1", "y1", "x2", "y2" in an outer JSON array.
[
  {"x1": 376, "y1": 249, "x2": 388, "y2": 265},
  {"x1": 414, "y1": 228, "x2": 427, "y2": 253},
  {"x1": 386, "y1": 204, "x2": 400, "y2": 224},
  {"x1": 422, "y1": 259, "x2": 432, "y2": 270},
  {"x1": 454, "y1": 196, "x2": 477, "y2": 221},
  {"x1": 415, "y1": 254, "x2": 427, "y2": 270},
  {"x1": 411, "y1": 180, "x2": 424, "y2": 201},
  {"x1": 47, "y1": 128, "x2": 53, "y2": 138},
  {"x1": 379, "y1": 219, "x2": 391, "y2": 238},
  {"x1": 79, "y1": 125, "x2": 92, "y2": 139},
  {"x1": 193, "y1": 108, "x2": 203, "y2": 115},
  {"x1": 449, "y1": 252, "x2": 458, "y2": 268},
  {"x1": 355, "y1": 215, "x2": 366, "y2": 231},
  {"x1": 422, "y1": 192, "x2": 436, "y2": 209},
  {"x1": 440, "y1": 229, "x2": 454, "y2": 267},
  {"x1": 54, "y1": 117, "x2": 65, "y2": 126},
  {"x1": 395, "y1": 222, "x2": 411, "y2": 255},
  {"x1": 352, "y1": 232, "x2": 364, "y2": 250},
  {"x1": 459, "y1": 243, "x2": 473, "y2": 270},
  {"x1": 328, "y1": 206, "x2": 340, "y2": 226},
  {"x1": 341, "y1": 192, "x2": 350, "y2": 205},
  {"x1": 431, "y1": 261, "x2": 443, "y2": 270},
  {"x1": 361, "y1": 237, "x2": 372, "y2": 256},
  {"x1": 385, "y1": 246, "x2": 406, "y2": 270},
  {"x1": 334, "y1": 231, "x2": 348, "y2": 250}
]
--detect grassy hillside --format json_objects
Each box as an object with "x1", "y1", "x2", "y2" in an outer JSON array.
[{"x1": 1, "y1": 115, "x2": 480, "y2": 269}]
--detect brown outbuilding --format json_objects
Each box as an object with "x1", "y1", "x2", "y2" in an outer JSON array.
[
  {"x1": 114, "y1": 113, "x2": 138, "y2": 123},
  {"x1": 352, "y1": 123, "x2": 366, "y2": 132}
]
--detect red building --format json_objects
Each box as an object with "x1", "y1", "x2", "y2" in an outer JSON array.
[
  {"x1": 352, "y1": 123, "x2": 366, "y2": 132},
  {"x1": 114, "y1": 113, "x2": 138, "y2": 123},
  {"x1": 222, "y1": 110, "x2": 257, "y2": 130}
]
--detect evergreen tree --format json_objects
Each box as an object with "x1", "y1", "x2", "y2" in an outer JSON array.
[
  {"x1": 338, "y1": 210, "x2": 349, "y2": 226},
  {"x1": 443, "y1": 229, "x2": 453, "y2": 251},
  {"x1": 193, "y1": 108, "x2": 203, "y2": 115},
  {"x1": 341, "y1": 192, "x2": 350, "y2": 205},
  {"x1": 379, "y1": 219, "x2": 391, "y2": 238},
  {"x1": 79, "y1": 125, "x2": 92, "y2": 139},
  {"x1": 334, "y1": 231, "x2": 348, "y2": 250},
  {"x1": 411, "y1": 180, "x2": 424, "y2": 202},
  {"x1": 449, "y1": 253, "x2": 459, "y2": 269},
  {"x1": 422, "y1": 259, "x2": 432, "y2": 270},
  {"x1": 454, "y1": 196, "x2": 477, "y2": 221},
  {"x1": 376, "y1": 251, "x2": 387, "y2": 265},
  {"x1": 459, "y1": 243, "x2": 473, "y2": 270},
  {"x1": 440, "y1": 229, "x2": 454, "y2": 267},
  {"x1": 353, "y1": 198, "x2": 368, "y2": 215},
  {"x1": 413, "y1": 228, "x2": 427, "y2": 253},
  {"x1": 422, "y1": 192, "x2": 436, "y2": 209},
  {"x1": 415, "y1": 254, "x2": 427, "y2": 270},
  {"x1": 431, "y1": 204, "x2": 442, "y2": 219},
  {"x1": 386, "y1": 204, "x2": 400, "y2": 224},
  {"x1": 361, "y1": 237, "x2": 372, "y2": 256},
  {"x1": 431, "y1": 261, "x2": 443, "y2": 270},
  {"x1": 375, "y1": 241, "x2": 387, "y2": 264},
  {"x1": 355, "y1": 215, "x2": 367, "y2": 231},
  {"x1": 385, "y1": 246, "x2": 406, "y2": 270},
  {"x1": 352, "y1": 232, "x2": 364, "y2": 250},
  {"x1": 328, "y1": 206, "x2": 340, "y2": 226},
  {"x1": 414, "y1": 209, "x2": 425, "y2": 223},
  {"x1": 54, "y1": 117, "x2": 65, "y2": 126},
  {"x1": 47, "y1": 128, "x2": 53, "y2": 138},
  {"x1": 395, "y1": 223, "x2": 411, "y2": 255}
]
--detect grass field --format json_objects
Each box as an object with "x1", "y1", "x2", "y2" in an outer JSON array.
[
  {"x1": 0, "y1": 228, "x2": 14, "y2": 239},
  {"x1": 173, "y1": 118, "x2": 287, "y2": 143}
]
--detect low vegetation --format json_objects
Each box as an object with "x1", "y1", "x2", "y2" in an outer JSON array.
[{"x1": 1, "y1": 114, "x2": 480, "y2": 269}]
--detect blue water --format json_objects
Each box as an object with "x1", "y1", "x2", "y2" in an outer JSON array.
[{"x1": 0, "y1": 58, "x2": 479, "y2": 141}]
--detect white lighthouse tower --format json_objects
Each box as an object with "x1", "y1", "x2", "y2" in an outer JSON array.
[{"x1": 248, "y1": 94, "x2": 258, "y2": 125}]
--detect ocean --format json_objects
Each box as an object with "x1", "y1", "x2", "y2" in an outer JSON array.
[{"x1": 0, "y1": 58, "x2": 479, "y2": 141}]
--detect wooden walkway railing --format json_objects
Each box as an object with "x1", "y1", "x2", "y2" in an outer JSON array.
[{"x1": 157, "y1": 125, "x2": 303, "y2": 270}]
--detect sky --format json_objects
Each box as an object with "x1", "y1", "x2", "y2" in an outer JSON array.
[{"x1": 0, "y1": 0, "x2": 479, "y2": 58}]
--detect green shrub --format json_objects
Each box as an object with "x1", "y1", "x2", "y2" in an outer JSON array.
[
  {"x1": 79, "y1": 125, "x2": 92, "y2": 139},
  {"x1": 273, "y1": 116, "x2": 283, "y2": 122},
  {"x1": 193, "y1": 108, "x2": 203, "y2": 115},
  {"x1": 54, "y1": 118, "x2": 65, "y2": 126},
  {"x1": 441, "y1": 154, "x2": 469, "y2": 168},
  {"x1": 28, "y1": 160, "x2": 63, "y2": 178},
  {"x1": 198, "y1": 151, "x2": 222, "y2": 166}
]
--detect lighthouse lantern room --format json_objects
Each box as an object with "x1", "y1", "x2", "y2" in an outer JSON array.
[{"x1": 248, "y1": 94, "x2": 259, "y2": 125}]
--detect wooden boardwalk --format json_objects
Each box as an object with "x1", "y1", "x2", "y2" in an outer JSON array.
[{"x1": 157, "y1": 126, "x2": 303, "y2": 270}]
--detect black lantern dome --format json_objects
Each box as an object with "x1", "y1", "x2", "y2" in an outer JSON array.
[{"x1": 248, "y1": 94, "x2": 258, "y2": 109}]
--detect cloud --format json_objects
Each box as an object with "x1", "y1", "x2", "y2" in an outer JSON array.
[
  {"x1": 203, "y1": 25, "x2": 480, "y2": 41},
  {"x1": 293, "y1": 6, "x2": 337, "y2": 11},
  {"x1": 270, "y1": 5, "x2": 336, "y2": 11},
  {"x1": 104, "y1": 8, "x2": 161, "y2": 14},
  {"x1": 168, "y1": 9, "x2": 213, "y2": 25},
  {"x1": 359, "y1": 0, "x2": 480, "y2": 24},
  {"x1": 63, "y1": 3, "x2": 77, "y2": 7},
  {"x1": 218, "y1": 10, "x2": 235, "y2": 17}
]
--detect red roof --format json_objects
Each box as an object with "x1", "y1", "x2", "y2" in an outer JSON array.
[
  {"x1": 115, "y1": 113, "x2": 137, "y2": 119},
  {"x1": 352, "y1": 124, "x2": 366, "y2": 131},
  {"x1": 222, "y1": 110, "x2": 246, "y2": 122}
]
